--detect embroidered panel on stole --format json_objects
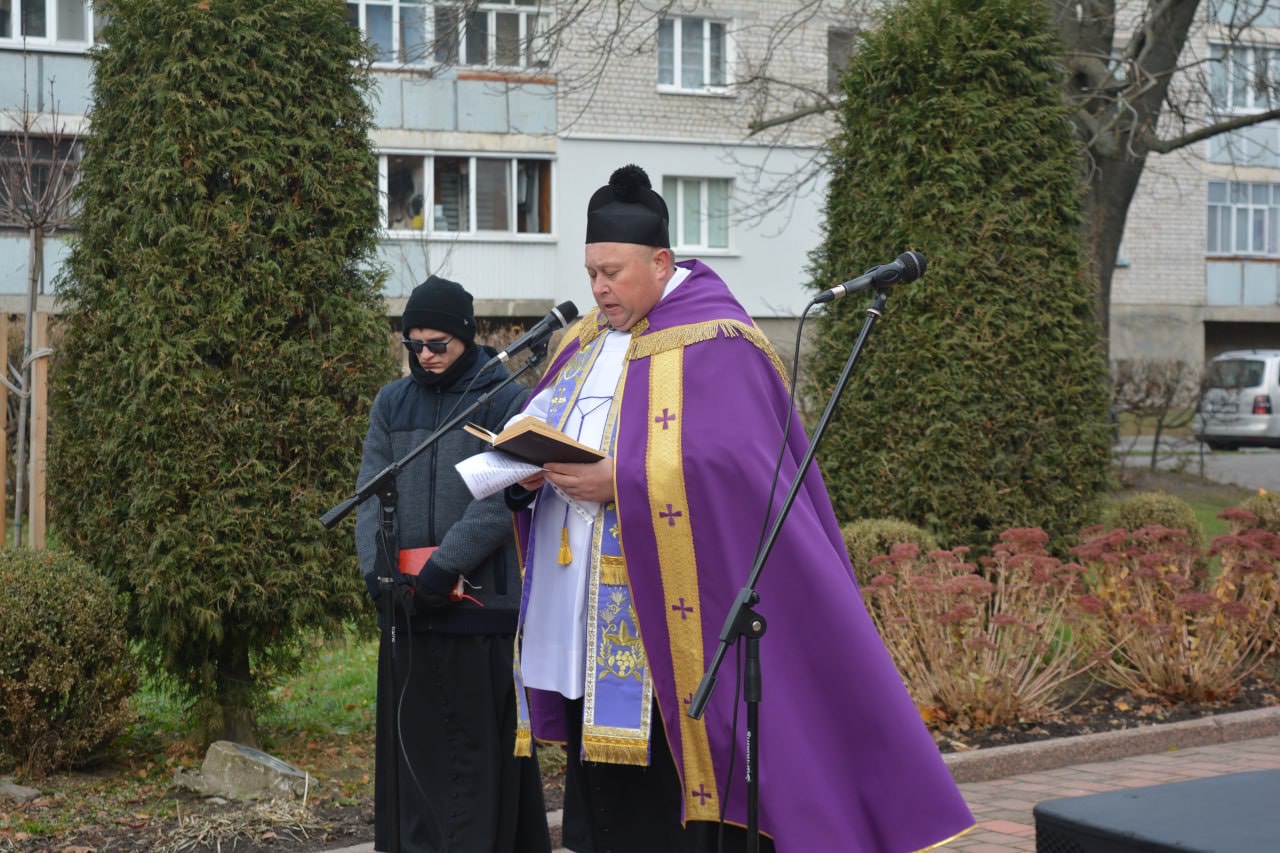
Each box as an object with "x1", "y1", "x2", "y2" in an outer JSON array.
[
  {"x1": 579, "y1": 333, "x2": 654, "y2": 765},
  {"x1": 523, "y1": 326, "x2": 656, "y2": 765},
  {"x1": 644, "y1": 344, "x2": 718, "y2": 821}
]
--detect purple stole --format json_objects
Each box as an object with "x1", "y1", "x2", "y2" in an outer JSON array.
[{"x1": 515, "y1": 322, "x2": 656, "y2": 765}]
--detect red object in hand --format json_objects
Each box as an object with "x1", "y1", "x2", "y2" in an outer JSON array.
[
  {"x1": 397, "y1": 546, "x2": 482, "y2": 606},
  {"x1": 397, "y1": 547, "x2": 436, "y2": 576}
]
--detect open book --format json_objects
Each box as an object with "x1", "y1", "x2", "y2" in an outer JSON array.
[{"x1": 463, "y1": 419, "x2": 606, "y2": 466}]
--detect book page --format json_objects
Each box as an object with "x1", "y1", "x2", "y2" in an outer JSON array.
[{"x1": 455, "y1": 451, "x2": 542, "y2": 500}]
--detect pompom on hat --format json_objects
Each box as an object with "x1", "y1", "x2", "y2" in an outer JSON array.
[
  {"x1": 401, "y1": 275, "x2": 476, "y2": 343},
  {"x1": 585, "y1": 164, "x2": 671, "y2": 248}
]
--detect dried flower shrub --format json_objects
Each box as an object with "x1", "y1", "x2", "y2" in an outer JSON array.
[
  {"x1": 862, "y1": 528, "x2": 1099, "y2": 728},
  {"x1": 1071, "y1": 525, "x2": 1280, "y2": 703}
]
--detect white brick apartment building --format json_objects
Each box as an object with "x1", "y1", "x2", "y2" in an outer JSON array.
[
  {"x1": 0, "y1": 0, "x2": 842, "y2": 357},
  {"x1": 2, "y1": 0, "x2": 1269, "y2": 368},
  {"x1": 1100, "y1": 5, "x2": 1280, "y2": 366}
]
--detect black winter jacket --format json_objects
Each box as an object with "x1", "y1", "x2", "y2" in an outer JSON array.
[{"x1": 355, "y1": 345, "x2": 528, "y2": 634}]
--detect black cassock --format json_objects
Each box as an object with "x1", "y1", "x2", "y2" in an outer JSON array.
[{"x1": 374, "y1": 624, "x2": 550, "y2": 853}]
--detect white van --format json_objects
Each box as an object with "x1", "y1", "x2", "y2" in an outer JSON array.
[{"x1": 1194, "y1": 349, "x2": 1280, "y2": 450}]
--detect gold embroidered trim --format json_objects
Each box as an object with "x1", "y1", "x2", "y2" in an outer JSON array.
[
  {"x1": 514, "y1": 727, "x2": 531, "y2": 758},
  {"x1": 581, "y1": 351, "x2": 654, "y2": 768},
  {"x1": 915, "y1": 824, "x2": 976, "y2": 851},
  {"x1": 575, "y1": 315, "x2": 607, "y2": 348},
  {"x1": 628, "y1": 319, "x2": 789, "y2": 386},
  {"x1": 647, "y1": 347, "x2": 719, "y2": 822}
]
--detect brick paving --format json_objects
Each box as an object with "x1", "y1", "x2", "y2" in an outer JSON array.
[
  {"x1": 325, "y1": 715, "x2": 1280, "y2": 852},
  {"x1": 947, "y1": 733, "x2": 1280, "y2": 851}
]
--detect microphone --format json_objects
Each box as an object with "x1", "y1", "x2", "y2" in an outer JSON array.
[
  {"x1": 484, "y1": 301, "x2": 579, "y2": 368},
  {"x1": 814, "y1": 251, "x2": 927, "y2": 304}
]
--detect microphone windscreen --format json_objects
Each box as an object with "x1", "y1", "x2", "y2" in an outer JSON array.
[{"x1": 555, "y1": 301, "x2": 579, "y2": 325}]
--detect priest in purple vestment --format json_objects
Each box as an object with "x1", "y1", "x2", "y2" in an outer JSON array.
[{"x1": 506, "y1": 164, "x2": 974, "y2": 852}]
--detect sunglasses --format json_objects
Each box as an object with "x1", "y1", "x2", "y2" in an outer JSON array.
[{"x1": 402, "y1": 336, "x2": 453, "y2": 355}]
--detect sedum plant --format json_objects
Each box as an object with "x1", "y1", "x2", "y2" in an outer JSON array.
[
  {"x1": 862, "y1": 528, "x2": 1100, "y2": 728},
  {"x1": 1072, "y1": 526, "x2": 1280, "y2": 703}
]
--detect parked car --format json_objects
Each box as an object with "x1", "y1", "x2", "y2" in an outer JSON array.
[{"x1": 1194, "y1": 349, "x2": 1280, "y2": 450}]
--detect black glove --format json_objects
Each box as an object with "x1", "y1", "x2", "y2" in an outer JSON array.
[
  {"x1": 411, "y1": 559, "x2": 458, "y2": 610},
  {"x1": 363, "y1": 568, "x2": 417, "y2": 614},
  {"x1": 505, "y1": 483, "x2": 538, "y2": 512},
  {"x1": 391, "y1": 573, "x2": 417, "y2": 617}
]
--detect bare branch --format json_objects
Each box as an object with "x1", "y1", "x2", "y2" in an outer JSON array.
[{"x1": 1145, "y1": 105, "x2": 1280, "y2": 154}]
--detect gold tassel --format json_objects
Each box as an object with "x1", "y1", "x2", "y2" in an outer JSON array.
[
  {"x1": 558, "y1": 527, "x2": 572, "y2": 565},
  {"x1": 582, "y1": 733, "x2": 653, "y2": 766}
]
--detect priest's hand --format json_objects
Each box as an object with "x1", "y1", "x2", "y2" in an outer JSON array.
[{"x1": 543, "y1": 457, "x2": 615, "y2": 504}]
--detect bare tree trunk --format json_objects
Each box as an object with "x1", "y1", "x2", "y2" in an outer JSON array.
[
  {"x1": 13, "y1": 226, "x2": 39, "y2": 547},
  {"x1": 1085, "y1": 155, "x2": 1145, "y2": 360},
  {"x1": 216, "y1": 634, "x2": 259, "y2": 747}
]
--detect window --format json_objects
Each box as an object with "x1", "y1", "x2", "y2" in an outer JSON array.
[
  {"x1": 827, "y1": 28, "x2": 853, "y2": 95},
  {"x1": 0, "y1": 0, "x2": 99, "y2": 47},
  {"x1": 1212, "y1": 0, "x2": 1280, "y2": 27},
  {"x1": 662, "y1": 176, "x2": 729, "y2": 250},
  {"x1": 657, "y1": 16, "x2": 728, "y2": 93},
  {"x1": 347, "y1": 0, "x2": 430, "y2": 65},
  {"x1": 1210, "y1": 43, "x2": 1280, "y2": 112},
  {"x1": 382, "y1": 153, "x2": 551, "y2": 235},
  {"x1": 432, "y1": 0, "x2": 551, "y2": 69},
  {"x1": 0, "y1": 134, "x2": 82, "y2": 228},
  {"x1": 1207, "y1": 180, "x2": 1280, "y2": 256},
  {"x1": 349, "y1": 0, "x2": 551, "y2": 68}
]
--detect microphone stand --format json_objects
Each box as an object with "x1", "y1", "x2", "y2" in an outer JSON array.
[
  {"x1": 320, "y1": 342, "x2": 549, "y2": 853},
  {"x1": 688, "y1": 288, "x2": 891, "y2": 853}
]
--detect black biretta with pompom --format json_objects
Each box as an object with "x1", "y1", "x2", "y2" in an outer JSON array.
[{"x1": 585, "y1": 164, "x2": 671, "y2": 248}]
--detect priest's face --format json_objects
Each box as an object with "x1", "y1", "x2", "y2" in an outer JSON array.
[{"x1": 585, "y1": 242, "x2": 670, "y2": 331}]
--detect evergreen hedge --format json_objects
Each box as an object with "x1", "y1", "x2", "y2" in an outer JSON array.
[
  {"x1": 806, "y1": 0, "x2": 1111, "y2": 552},
  {"x1": 47, "y1": 0, "x2": 397, "y2": 741}
]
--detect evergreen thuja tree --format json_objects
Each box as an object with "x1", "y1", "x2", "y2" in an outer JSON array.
[
  {"x1": 807, "y1": 0, "x2": 1111, "y2": 552},
  {"x1": 48, "y1": 0, "x2": 398, "y2": 743}
]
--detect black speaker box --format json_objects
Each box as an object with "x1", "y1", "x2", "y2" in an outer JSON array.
[{"x1": 1034, "y1": 769, "x2": 1280, "y2": 852}]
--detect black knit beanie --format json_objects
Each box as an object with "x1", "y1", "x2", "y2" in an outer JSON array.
[{"x1": 402, "y1": 275, "x2": 476, "y2": 343}]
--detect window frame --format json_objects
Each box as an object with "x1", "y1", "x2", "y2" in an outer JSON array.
[
  {"x1": 348, "y1": 0, "x2": 552, "y2": 70},
  {"x1": 0, "y1": 0, "x2": 100, "y2": 51},
  {"x1": 378, "y1": 150, "x2": 554, "y2": 239},
  {"x1": 657, "y1": 15, "x2": 731, "y2": 95},
  {"x1": 1210, "y1": 41, "x2": 1280, "y2": 114},
  {"x1": 826, "y1": 27, "x2": 853, "y2": 95},
  {"x1": 1207, "y1": 179, "x2": 1280, "y2": 257},
  {"x1": 346, "y1": 0, "x2": 432, "y2": 67},
  {"x1": 662, "y1": 175, "x2": 731, "y2": 252}
]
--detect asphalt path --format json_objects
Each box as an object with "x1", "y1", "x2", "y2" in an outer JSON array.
[{"x1": 1117, "y1": 437, "x2": 1280, "y2": 493}]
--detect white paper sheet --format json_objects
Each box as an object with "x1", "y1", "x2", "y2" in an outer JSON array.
[{"x1": 455, "y1": 451, "x2": 600, "y2": 520}]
